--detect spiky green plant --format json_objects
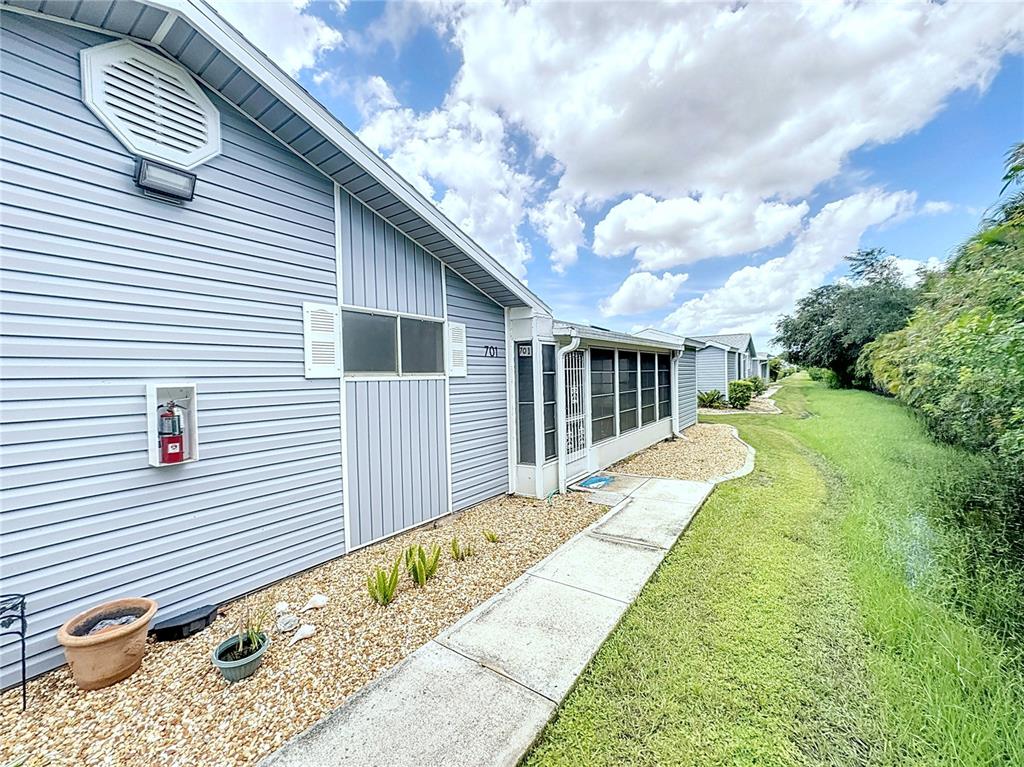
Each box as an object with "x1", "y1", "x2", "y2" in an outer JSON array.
[
  {"x1": 451, "y1": 537, "x2": 475, "y2": 561},
  {"x1": 483, "y1": 529, "x2": 500, "y2": 544},
  {"x1": 367, "y1": 557, "x2": 401, "y2": 606},
  {"x1": 405, "y1": 544, "x2": 442, "y2": 586}
]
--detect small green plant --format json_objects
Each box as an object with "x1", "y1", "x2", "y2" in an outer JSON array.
[
  {"x1": 367, "y1": 557, "x2": 401, "y2": 606},
  {"x1": 405, "y1": 544, "x2": 441, "y2": 586},
  {"x1": 727, "y1": 380, "x2": 754, "y2": 409},
  {"x1": 483, "y1": 529, "x2": 500, "y2": 544},
  {"x1": 747, "y1": 376, "x2": 767, "y2": 396},
  {"x1": 807, "y1": 367, "x2": 827, "y2": 382},
  {"x1": 821, "y1": 369, "x2": 842, "y2": 389},
  {"x1": 450, "y1": 536, "x2": 475, "y2": 561},
  {"x1": 224, "y1": 602, "x2": 269, "y2": 660},
  {"x1": 698, "y1": 389, "x2": 725, "y2": 408}
]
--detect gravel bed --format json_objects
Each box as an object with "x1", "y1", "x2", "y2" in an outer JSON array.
[
  {"x1": 699, "y1": 390, "x2": 782, "y2": 415},
  {"x1": 609, "y1": 423, "x2": 749, "y2": 481},
  {"x1": 0, "y1": 492, "x2": 604, "y2": 767}
]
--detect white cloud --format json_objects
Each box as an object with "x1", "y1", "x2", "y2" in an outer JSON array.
[
  {"x1": 359, "y1": 96, "x2": 535, "y2": 278},
  {"x1": 660, "y1": 189, "x2": 917, "y2": 338},
  {"x1": 209, "y1": 0, "x2": 343, "y2": 77},
  {"x1": 600, "y1": 271, "x2": 689, "y2": 317},
  {"x1": 529, "y1": 196, "x2": 585, "y2": 273},
  {"x1": 451, "y1": 2, "x2": 1023, "y2": 201},
  {"x1": 920, "y1": 200, "x2": 956, "y2": 215},
  {"x1": 593, "y1": 193, "x2": 808, "y2": 269},
  {"x1": 893, "y1": 256, "x2": 944, "y2": 285}
]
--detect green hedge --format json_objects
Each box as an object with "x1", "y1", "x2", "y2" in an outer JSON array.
[{"x1": 728, "y1": 380, "x2": 754, "y2": 409}]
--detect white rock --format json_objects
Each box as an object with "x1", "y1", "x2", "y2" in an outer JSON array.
[
  {"x1": 274, "y1": 601, "x2": 290, "y2": 615},
  {"x1": 276, "y1": 614, "x2": 300, "y2": 633},
  {"x1": 300, "y1": 594, "x2": 328, "y2": 612},
  {"x1": 288, "y1": 624, "x2": 316, "y2": 647}
]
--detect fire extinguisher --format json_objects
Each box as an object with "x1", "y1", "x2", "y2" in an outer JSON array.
[{"x1": 158, "y1": 400, "x2": 185, "y2": 464}]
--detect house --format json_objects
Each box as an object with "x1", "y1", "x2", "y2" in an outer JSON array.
[
  {"x1": 0, "y1": 0, "x2": 704, "y2": 686},
  {"x1": 691, "y1": 333, "x2": 758, "y2": 396},
  {"x1": 757, "y1": 354, "x2": 772, "y2": 380}
]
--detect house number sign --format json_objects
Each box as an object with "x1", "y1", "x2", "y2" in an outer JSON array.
[
  {"x1": 518, "y1": 344, "x2": 532, "y2": 357},
  {"x1": 483, "y1": 345, "x2": 498, "y2": 357}
]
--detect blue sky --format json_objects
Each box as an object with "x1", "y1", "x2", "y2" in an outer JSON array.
[{"x1": 215, "y1": 1, "x2": 1023, "y2": 352}]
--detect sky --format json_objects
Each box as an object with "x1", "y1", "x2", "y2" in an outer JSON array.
[{"x1": 210, "y1": 0, "x2": 1024, "y2": 352}]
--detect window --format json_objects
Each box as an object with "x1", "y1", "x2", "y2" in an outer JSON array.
[
  {"x1": 591, "y1": 349, "x2": 616, "y2": 443},
  {"x1": 400, "y1": 318, "x2": 444, "y2": 373},
  {"x1": 542, "y1": 344, "x2": 557, "y2": 461},
  {"x1": 342, "y1": 311, "x2": 396, "y2": 374},
  {"x1": 640, "y1": 353, "x2": 656, "y2": 425},
  {"x1": 617, "y1": 351, "x2": 638, "y2": 433},
  {"x1": 658, "y1": 353, "x2": 671, "y2": 419},
  {"x1": 517, "y1": 342, "x2": 535, "y2": 464},
  {"x1": 342, "y1": 310, "x2": 443, "y2": 375}
]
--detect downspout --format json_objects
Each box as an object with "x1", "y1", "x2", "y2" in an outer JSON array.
[
  {"x1": 555, "y1": 330, "x2": 581, "y2": 495},
  {"x1": 669, "y1": 349, "x2": 686, "y2": 440}
]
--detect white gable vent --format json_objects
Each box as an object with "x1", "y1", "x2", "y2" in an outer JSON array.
[{"x1": 81, "y1": 40, "x2": 221, "y2": 170}]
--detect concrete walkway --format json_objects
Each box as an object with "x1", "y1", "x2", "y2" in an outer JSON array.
[{"x1": 261, "y1": 476, "x2": 717, "y2": 767}]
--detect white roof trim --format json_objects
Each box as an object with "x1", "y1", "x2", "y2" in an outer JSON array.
[{"x1": 555, "y1": 323, "x2": 699, "y2": 351}]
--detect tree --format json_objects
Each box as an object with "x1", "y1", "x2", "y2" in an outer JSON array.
[{"x1": 773, "y1": 249, "x2": 919, "y2": 386}]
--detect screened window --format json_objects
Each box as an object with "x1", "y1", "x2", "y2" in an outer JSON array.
[
  {"x1": 618, "y1": 351, "x2": 638, "y2": 433},
  {"x1": 591, "y1": 349, "x2": 616, "y2": 443},
  {"x1": 342, "y1": 311, "x2": 444, "y2": 376},
  {"x1": 657, "y1": 353, "x2": 671, "y2": 419},
  {"x1": 542, "y1": 344, "x2": 557, "y2": 461},
  {"x1": 400, "y1": 318, "x2": 444, "y2": 373},
  {"x1": 342, "y1": 311, "x2": 396, "y2": 374},
  {"x1": 517, "y1": 342, "x2": 535, "y2": 464},
  {"x1": 640, "y1": 352, "x2": 657, "y2": 425}
]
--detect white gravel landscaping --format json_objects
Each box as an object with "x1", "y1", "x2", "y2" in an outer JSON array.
[
  {"x1": 609, "y1": 423, "x2": 750, "y2": 481},
  {"x1": 0, "y1": 493, "x2": 605, "y2": 767}
]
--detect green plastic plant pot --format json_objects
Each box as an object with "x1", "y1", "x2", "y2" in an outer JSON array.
[{"x1": 211, "y1": 632, "x2": 270, "y2": 683}]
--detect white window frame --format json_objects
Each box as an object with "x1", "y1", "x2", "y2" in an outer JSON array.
[{"x1": 341, "y1": 305, "x2": 447, "y2": 380}]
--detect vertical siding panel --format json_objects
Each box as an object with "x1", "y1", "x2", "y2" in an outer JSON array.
[
  {"x1": 446, "y1": 271, "x2": 509, "y2": 510},
  {"x1": 336, "y1": 190, "x2": 443, "y2": 319},
  {"x1": 0, "y1": 13, "x2": 344, "y2": 685}
]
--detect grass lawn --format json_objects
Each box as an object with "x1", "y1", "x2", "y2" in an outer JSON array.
[{"x1": 524, "y1": 374, "x2": 1024, "y2": 767}]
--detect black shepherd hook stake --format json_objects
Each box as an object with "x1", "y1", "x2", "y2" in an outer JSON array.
[{"x1": 1, "y1": 593, "x2": 28, "y2": 711}]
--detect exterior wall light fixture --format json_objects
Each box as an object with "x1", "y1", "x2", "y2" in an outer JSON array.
[{"x1": 134, "y1": 158, "x2": 196, "y2": 202}]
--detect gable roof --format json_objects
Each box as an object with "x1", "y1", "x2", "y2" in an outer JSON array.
[
  {"x1": 692, "y1": 333, "x2": 757, "y2": 355},
  {"x1": 2, "y1": 0, "x2": 550, "y2": 314},
  {"x1": 633, "y1": 328, "x2": 708, "y2": 350},
  {"x1": 554, "y1": 322, "x2": 698, "y2": 351}
]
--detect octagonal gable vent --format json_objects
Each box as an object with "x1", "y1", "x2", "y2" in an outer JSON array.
[{"x1": 81, "y1": 40, "x2": 221, "y2": 170}]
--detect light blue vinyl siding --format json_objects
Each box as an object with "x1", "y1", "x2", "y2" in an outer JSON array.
[
  {"x1": 0, "y1": 13, "x2": 343, "y2": 686},
  {"x1": 727, "y1": 351, "x2": 740, "y2": 384},
  {"x1": 696, "y1": 346, "x2": 728, "y2": 395},
  {"x1": 344, "y1": 379, "x2": 448, "y2": 549},
  {"x1": 337, "y1": 189, "x2": 443, "y2": 318},
  {"x1": 676, "y1": 349, "x2": 698, "y2": 429},
  {"x1": 446, "y1": 270, "x2": 509, "y2": 510}
]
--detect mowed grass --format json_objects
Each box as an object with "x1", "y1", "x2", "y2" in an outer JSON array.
[{"x1": 524, "y1": 375, "x2": 1024, "y2": 767}]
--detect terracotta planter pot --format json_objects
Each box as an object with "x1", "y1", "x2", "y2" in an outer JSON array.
[{"x1": 57, "y1": 597, "x2": 158, "y2": 690}]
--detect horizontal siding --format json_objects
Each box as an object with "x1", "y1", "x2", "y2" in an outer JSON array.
[
  {"x1": 677, "y1": 349, "x2": 698, "y2": 429},
  {"x1": 338, "y1": 188, "x2": 443, "y2": 318},
  {"x1": 446, "y1": 270, "x2": 509, "y2": 510},
  {"x1": 0, "y1": 13, "x2": 344, "y2": 687},
  {"x1": 696, "y1": 346, "x2": 727, "y2": 394},
  {"x1": 727, "y1": 351, "x2": 739, "y2": 384},
  {"x1": 345, "y1": 379, "x2": 448, "y2": 549}
]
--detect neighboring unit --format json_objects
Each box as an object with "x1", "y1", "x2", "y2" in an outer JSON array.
[{"x1": 0, "y1": 0, "x2": 705, "y2": 686}]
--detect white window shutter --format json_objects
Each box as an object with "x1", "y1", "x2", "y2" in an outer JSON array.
[
  {"x1": 303, "y1": 303, "x2": 341, "y2": 378},
  {"x1": 447, "y1": 321, "x2": 468, "y2": 377}
]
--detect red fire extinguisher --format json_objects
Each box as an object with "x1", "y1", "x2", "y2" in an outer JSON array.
[{"x1": 158, "y1": 400, "x2": 185, "y2": 464}]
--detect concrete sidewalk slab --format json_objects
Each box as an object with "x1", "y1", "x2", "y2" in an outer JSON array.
[
  {"x1": 437, "y1": 575, "x2": 627, "y2": 702},
  {"x1": 528, "y1": 532, "x2": 665, "y2": 603},
  {"x1": 593, "y1": 496, "x2": 701, "y2": 550},
  {"x1": 631, "y1": 477, "x2": 713, "y2": 505},
  {"x1": 260, "y1": 641, "x2": 554, "y2": 767}
]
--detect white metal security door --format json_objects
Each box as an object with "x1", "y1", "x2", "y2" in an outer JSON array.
[{"x1": 564, "y1": 350, "x2": 586, "y2": 463}]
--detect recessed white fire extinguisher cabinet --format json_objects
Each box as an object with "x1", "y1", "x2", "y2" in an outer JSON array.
[{"x1": 146, "y1": 383, "x2": 199, "y2": 467}]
